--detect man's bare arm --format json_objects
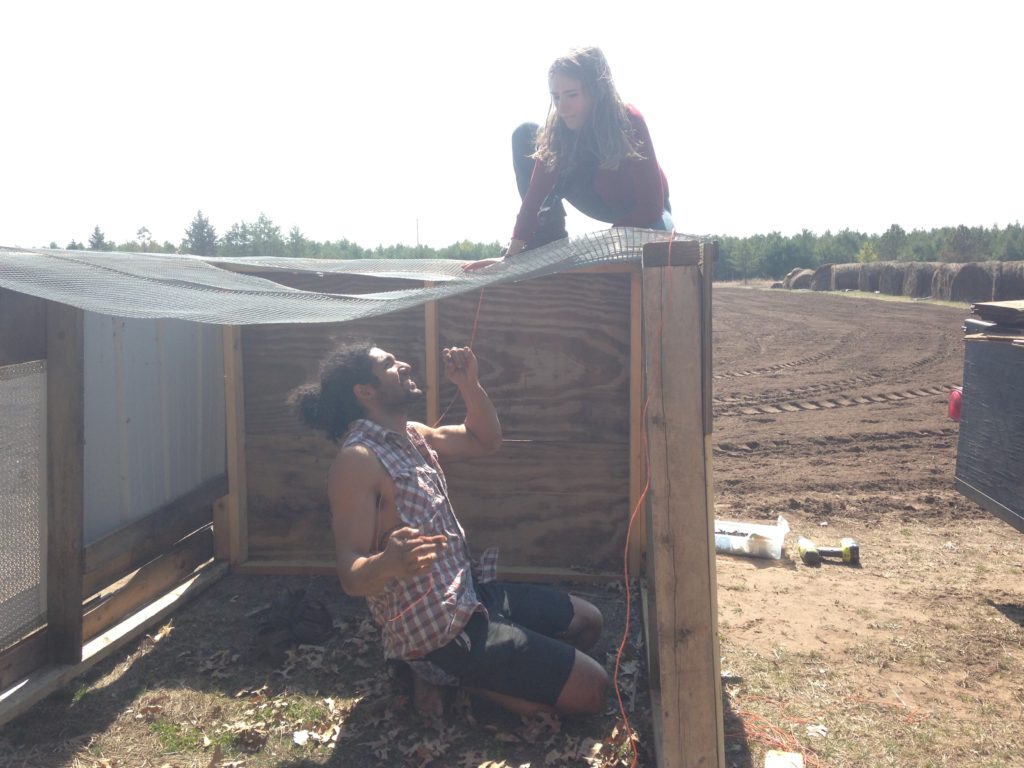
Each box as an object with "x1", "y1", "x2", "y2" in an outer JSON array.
[
  {"x1": 328, "y1": 445, "x2": 446, "y2": 597},
  {"x1": 419, "y1": 347, "x2": 502, "y2": 460}
]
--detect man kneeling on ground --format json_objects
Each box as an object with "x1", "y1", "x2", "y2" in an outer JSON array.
[{"x1": 295, "y1": 343, "x2": 609, "y2": 718}]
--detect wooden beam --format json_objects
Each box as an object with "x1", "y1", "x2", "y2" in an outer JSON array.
[
  {"x1": 222, "y1": 326, "x2": 248, "y2": 566},
  {"x1": 0, "y1": 563, "x2": 227, "y2": 728},
  {"x1": 642, "y1": 257, "x2": 724, "y2": 768},
  {"x1": 641, "y1": 240, "x2": 701, "y2": 269},
  {"x1": 45, "y1": 301, "x2": 85, "y2": 665},
  {"x1": 628, "y1": 268, "x2": 646, "y2": 577},
  {"x1": 83, "y1": 527, "x2": 213, "y2": 641},
  {"x1": 701, "y1": 242, "x2": 716, "y2": 434},
  {"x1": 0, "y1": 629, "x2": 47, "y2": 693},
  {"x1": 82, "y1": 475, "x2": 226, "y2": 598},
  {"x1": 424, "y1": 282, "x2": 440, "y2": 425}
]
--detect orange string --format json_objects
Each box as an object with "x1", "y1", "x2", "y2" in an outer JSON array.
[{"x1": 433, "y1": 287, "x2": 486, "y2": 427}]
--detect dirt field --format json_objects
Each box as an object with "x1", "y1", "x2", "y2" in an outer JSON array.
[
  {"x1": 2, "y1": 286, "x2": 1023, "y2": 767},
  {"x1": 712, "y1": 286, "x2": 1024, "y2": 767}
]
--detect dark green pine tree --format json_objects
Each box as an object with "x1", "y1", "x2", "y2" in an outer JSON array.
[
  {"x1": 181, "y1": 210, "x2": 218, "y2": 256},
  {"x1": 87, "y1": 226, "x2": 112, "y2": 251}
]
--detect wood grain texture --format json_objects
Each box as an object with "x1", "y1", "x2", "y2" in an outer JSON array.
[
  {"x1": 246, "y1": 432, "x2": 335, "y2": 560},
  {"x1": 46, "y1": 302, "x2": 85, "y2": 665},
  {"x1": 642, "y1": 240, "x2": 701, "y2": 268},
  {"x1": 0, "y1": 289, "x2": 46, "y2": 366},
  {"x1": 628, "y1": 270, "x2": 646, "y2": 577},
  {"x1": 241, "y1": 310, "x2": 426, "y2": 438},
  {"x1": 82, "y1": 475, "x2": 225, "y2": 598},
  {"x1": 643, "y1": 265, "x2": 724, "y2": 768},
  {"x1": 246, "y1": 435, "x2": 629, "y2": 571},
  {"x1": 223, "y1": 326, "x2": 248, "y2": 566},
  {"x1": 702, "y1": 242, "x2": 716, "y2": 434},
  {"x1": 955, "y1": 339, "x2": 1024, "y2": 530},
  {"x1": 444, "y1": 441, "x2": 629, "y2": 572},
  {"x1": 82, "y1": 527, "x2": 213, "y2": 642},
  {"x1": 242, "y1": 271, "x2": 634, "y2": 572},
  {"x1": 0, "y1": 628, "x2": 47, "y2": 692},
  {"x1": 436, "y1": 274, "x2": 632, "y2": 443}
]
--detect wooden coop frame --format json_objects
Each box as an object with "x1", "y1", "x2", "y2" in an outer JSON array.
[{"x1": 0, "y1": 241, "x2": 723, "y2": 768}]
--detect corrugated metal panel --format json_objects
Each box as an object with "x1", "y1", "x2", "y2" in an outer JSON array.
[{"x1": 83, "y1": 315, "x2": 225, "y2": 544}]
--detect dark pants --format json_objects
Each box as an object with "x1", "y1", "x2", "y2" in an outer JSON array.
[
  {"x1": 423, "y1": 580, "x2": 577, "y2": 706},
  {"x1": 512, "y1": 122, "x2": 673, "y2": 250}
]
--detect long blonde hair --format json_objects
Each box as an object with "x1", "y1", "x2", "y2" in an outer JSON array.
[{"x1": 533, "y1": 46, "x2": 642, "y2": 173}]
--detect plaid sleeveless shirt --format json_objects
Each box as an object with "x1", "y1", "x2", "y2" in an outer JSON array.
[{"x1": 343, "y1": 419, "x2": 497, "y2": 660}]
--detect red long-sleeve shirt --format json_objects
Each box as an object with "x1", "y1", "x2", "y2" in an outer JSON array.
[{"x1": 512, "y1": 104, "x2": 669, "y2": 242}]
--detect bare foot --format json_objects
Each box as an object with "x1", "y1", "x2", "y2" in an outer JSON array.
[{"x1": 413, "y1": 675, "x2": 444, "y2": 720}]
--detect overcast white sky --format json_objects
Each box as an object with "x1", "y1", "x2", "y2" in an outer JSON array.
[{"x1": 2, "y1": 0, "x2": 1021, "y2": 250}]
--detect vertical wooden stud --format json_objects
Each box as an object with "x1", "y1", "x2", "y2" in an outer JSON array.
[
  {"x1": 46, "y1": 301, "x2": 85, "y2": 664},
  {"x1": 221, "y1": 326, "x2": 248, "y2": 566},
  {"x1": 628, "y1": 265, "x2": 645, "y2": 577},
  {"x1": 642, "y1": 250, "x2": 724, "y2": 768},
  {"x1": 424, "y1": 282, "x2": 440, "y2": 426}
]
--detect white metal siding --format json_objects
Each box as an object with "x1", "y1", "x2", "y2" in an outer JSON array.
[{"x1": 83, "y1": 315, "x2": 225, "y2": 544}]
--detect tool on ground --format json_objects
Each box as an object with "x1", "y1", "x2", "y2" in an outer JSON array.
[{"x1": 798, "y1": 536, "x2": 860, "y2": 566}]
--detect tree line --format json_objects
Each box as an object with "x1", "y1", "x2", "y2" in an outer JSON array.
[
  {"x1": 716, "y1": 223, "x2": 1024, "y2": 282},
  {"x1": 51, "y1": 214, "x2": 1024, "y2": 281},
  {"x1": 57, "y1": 211, "x2": 503, "y2": 262}
]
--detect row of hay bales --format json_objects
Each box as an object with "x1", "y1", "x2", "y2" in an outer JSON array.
[{"x1": 782, "y1": 262, "x2": 1024, "y2": 302}]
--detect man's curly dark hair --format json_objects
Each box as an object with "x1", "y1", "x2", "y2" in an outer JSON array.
[{"x1": 292, "y1": 342, "x2": 377, "y2": 442}]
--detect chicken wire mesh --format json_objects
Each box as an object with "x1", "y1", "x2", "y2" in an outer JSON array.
[
  {"x1": 0, "y1": 361, "x2": 46, "y2": 652},
  {"x1": 0, "y1": 229, "x2": 698, "y2": 325}
]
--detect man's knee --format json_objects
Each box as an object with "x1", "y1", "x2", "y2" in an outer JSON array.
[
  {"x1": 556, "y1": 651, "x2": 609, "y2": 715},
  {"x1": 566, "y1": 597, "x2": 603, "y2": 651}
]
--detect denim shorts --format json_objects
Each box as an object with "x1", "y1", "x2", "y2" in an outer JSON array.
[{"x1": 423, "y1": 581, "x2": 576, "y2": 706}]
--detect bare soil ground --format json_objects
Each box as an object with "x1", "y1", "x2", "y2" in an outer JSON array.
[
  {"x1": 713, "y1": 287, "x2": 1024, "y2": 767},
  {"x1": 3, "y1": 286, "x2": 1023, "y2": 768}
]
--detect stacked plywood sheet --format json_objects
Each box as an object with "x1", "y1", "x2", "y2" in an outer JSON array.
[{"x1": 955, "y1": 301, "x2": 1024, "y2": 531}]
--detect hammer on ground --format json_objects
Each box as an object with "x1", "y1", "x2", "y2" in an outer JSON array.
[{"x1": 798, "y1": 536, "x2": 860, "y2": 566}]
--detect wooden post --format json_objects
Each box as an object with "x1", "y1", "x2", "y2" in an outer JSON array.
[
  {"x1": 701, "y1": 242, "x2": 716, "y2": 433},
  {"x1": 642, "y1": 246, "x2": 724, "y2": 768},
  {"x1": 424, "y1": 282, "x2": 440, "y2": 426},
  {"x1": 46, "y1": 302, "x2": 85, "y2": 665},
  {"x1": 628, "y1": 266, "x2": 645, "y2": 577},
  {"x1": 221, "y1": 326, "x2": 248, "y2": 566}
]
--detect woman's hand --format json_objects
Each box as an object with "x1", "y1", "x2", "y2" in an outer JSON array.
[
  {"x1": 461, "y1": 258, "x2": 503, "y2": 272},
  {"x1": 460, "y1": 239, "x2": 526, "y2": 272}
]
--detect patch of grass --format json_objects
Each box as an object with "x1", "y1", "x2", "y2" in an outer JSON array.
[
  {"x1": 71, "y1": 683, "x2": 90, "y2": 704},
  {"x1": 282, "y1": 697, "x2": 329, "y2": 724},
  {"x1": 149, "y1": 718, "x2": 205, "y2": 752}
]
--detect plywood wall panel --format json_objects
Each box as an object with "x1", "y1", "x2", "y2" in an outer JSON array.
[{"x1": 436, "y1": 273, "x2": 631, "y2": 443}]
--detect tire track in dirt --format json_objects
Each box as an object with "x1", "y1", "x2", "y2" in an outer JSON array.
[
  {"x1": 712, "y1": 330, "x2": 859, "y2": 381},
  {"x1": 713, "y1": 427, "x2": 959, "y2": 457},
  {"x1": 711, "y1": 287, "x2": 969, "y2": 511},
  {"x1": 713, "y1": 384, "x2": 956, "y2": 418}
]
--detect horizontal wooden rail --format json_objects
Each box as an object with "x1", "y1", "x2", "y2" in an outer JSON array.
[
  {"x1": 83, "y1": 527, "x2": 214, "y2": 642},
  {"x1": 82, "y1": 475, "x2": 226, "y2": 599},
  {"x1": 0, "y1": 630, "x2": 47, "y2": 693}
]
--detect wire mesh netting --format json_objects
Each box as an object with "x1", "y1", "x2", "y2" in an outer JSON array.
[
  {"x1": 0, "y1": 361, "x2": 46, "y2": 652},
  {"x1": 0, "y1": 229, "x2": 699, "y2": 324}
]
